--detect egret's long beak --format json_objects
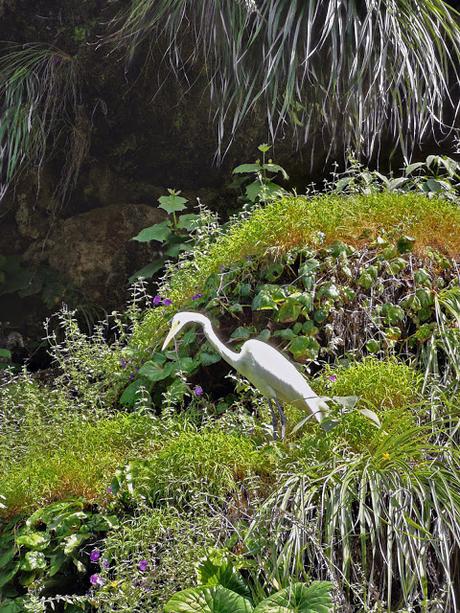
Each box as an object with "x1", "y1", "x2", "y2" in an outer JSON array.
[{"x1": 162, "y1": 321, "x2": 180, "y2": 351}]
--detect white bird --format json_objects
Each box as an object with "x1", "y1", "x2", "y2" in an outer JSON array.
[{"x1": 162, "y1": 312, "x2": 328, "y2": 439}]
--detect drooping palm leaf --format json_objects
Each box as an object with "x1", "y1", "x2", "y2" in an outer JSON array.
[
  {"x1": 111, "y1": 0, "x2": 460, "y2": 161},
  {"x1": 0, "y1": 44, "x2": 80, "y2": 203}
]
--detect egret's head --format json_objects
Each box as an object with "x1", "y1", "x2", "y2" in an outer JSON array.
[{"x1": 161, "y1": 312, "x2": 207, "y2": 351}]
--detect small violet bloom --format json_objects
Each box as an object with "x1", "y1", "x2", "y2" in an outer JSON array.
[
  {"x1": 162, "y1": 298, "x2": 173, "y2": 306},
  {"x1": 106, "y1": 486, "x2": 113, "y2": 495},
  {"x1": 129, "y1": 372, "x2": 136, "y2": 381},
  {"x1": 102, "y1": 559, "x2": 110, "y2": 570},
  {"x1": 191, "y1": 293, "x2": 203, "y2": 301},
  {"x1": 90, "y1": 548, "x2": 101, "y2": 563},
  {"x1": 193, "y1": 385, "x2": 204, "y2": 397},
  {"x1": 138, "y1": 559, "x2": 149, "y2": 572},
  {"x1": 120, "y1": 358, "x2": 128, "y2": 369},
  {"x1": 328, "y1": 375, "x2": 337, "y2": 383},
  {"x1": 152, "y1": 295, "x2": 163, "y2": 306},
  {"x1": 90, "y1": 574, "x2": 105, "y2": 587}
]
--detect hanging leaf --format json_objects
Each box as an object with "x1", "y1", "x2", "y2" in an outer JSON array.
[
  {"x1": 129, "y1": 260, "x2": 164, "y2": 282},
  {"x1": 233, "y1": 163, "x2": 261, "y2": 174}
]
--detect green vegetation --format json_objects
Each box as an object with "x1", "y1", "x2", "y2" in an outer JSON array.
[
  {"x1": 1, "y1": 178, "x2": 459, "y2": 611},
  {"x1": 111, "y1": 0, "x2": 460, "y2": 159}
]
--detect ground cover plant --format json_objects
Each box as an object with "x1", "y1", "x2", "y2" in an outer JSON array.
[{"x1": 0, "y1": 182, "x2": 459, "y2": 612}]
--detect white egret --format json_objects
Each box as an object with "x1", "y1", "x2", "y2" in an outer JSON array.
[{"x1": 162, "y1": 312, "x2": 328, "y2": 439}]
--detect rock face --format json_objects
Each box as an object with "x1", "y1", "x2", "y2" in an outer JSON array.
[{"x1": 27, "y1": 204, "x2": 165, "y2": 305}]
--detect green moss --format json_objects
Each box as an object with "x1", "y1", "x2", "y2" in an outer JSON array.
[
  {"x1": 0, "y1": 413, "x2": 158, "y2": 516},
  {"x1": 118, "y1": 430, "x2": 272, "y2": 507},
  {"x1": 320, "y1": 357, "x2": 423, "y2": 410}
]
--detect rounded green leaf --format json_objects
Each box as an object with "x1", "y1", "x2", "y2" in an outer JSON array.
[
  {"x1": 165, "y1": 585, "x2": 254, "y2": 613},
  {"x1": 132, "y1": 221, "x2": 172, "y2": 243},
  {"x1": 253, "y1": 582, "x2": 332, "y2": 613}
]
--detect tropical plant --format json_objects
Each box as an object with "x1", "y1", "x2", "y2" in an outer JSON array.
[
  {"x1": 164, "y1": 553, "x2": 333, "y2": 612},
  {"x1": 0, "y1": 500, "x2": 118, "y2": 606},
  {"x1": 130, "y1": 189, "x2": 200, "y2": 282},
  {"x1": 111, "y1": 0, "x2": 460, "y2": 160},
  {"x1": 248, "y1": 414, "x2": 460, "y2": 610},
  {"x1": 0, "y1": 43, "x2": 80, "y2": 203}
]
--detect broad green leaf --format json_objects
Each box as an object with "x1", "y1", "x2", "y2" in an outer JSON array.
[
  {"x1": 289, "y1": 336, "x2": 320, "y2": 361},
  {"x1": 15, "y1": 532, "x2": 49, "y2": 551},
  {"x1": 132, "y1": 221, "x2": 171, "y2": 243},
  {"x1": 253, "y1": 581, "x2": 332, "y2": 612},
  {"x1": 230, "y1": 326, "x2": 254, "y2": 341},
  {"x1": 138, "y1": 360, "x2": 174, "y2": 382},
  {"x1": 198, "y1": 558, "x2": 251, "y2": 599},
  {"x1": 332, "y1": 396, "x2": 359, "y2": 410},
  {"x1": 164, "y1": 585, "x2": 254, "y2": 613},
  {"x1": 245, "y1": 180, "x2": 262, "y2": 202},
  {"x1": 20, "y1": 551, "x2": 46, "y2": 572},
  {"x1": 129, "y1": 260, "x2": 164, "y2": 282},
  {"x1": 177, "y1": 213, "x2": 200, "y2": 230},
  {"x1": 0, "y1": 562, "x2": 20, "y2": 589},
  {"x1": 396, "y1": 235, "x2": 415, "y2": 254},
  {"x1": 166, "y1": 242, "x2": 188, "y2": 257},
  {"x1": 119, "y1": 379, "x2": 147, "y2": 407},
  {"x1": 278, "y1": 297, "x2": 302, "y2": 323},
  {"x1": 404, "y1": 162, "x2": 425, "y2": 175},
  {"x1": 0, "y1": 348, "x2": 11, "y2": 360},
  {"x1": 0, "y1": 548, "x2": 15, "y2": 569},
  {"x1": 262, "y1": 163, "x2": 289, "y2": 180},
  {"x1": 233, "y1": 163, "x2": 261, "y2": 174},
  {"x1": 158, "y1": 194, "x2": 188, "y2": 213},
  {"x1": 63, "y1": 532, "x2": 90, "y2": 555},
  {"x1": 199, "y1": 351, "x2": 221, "y2": 366}
]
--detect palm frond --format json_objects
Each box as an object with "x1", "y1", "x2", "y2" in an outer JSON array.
[
  {"x1": 248, "y1": 420, "x2": 460, "y2": 609},
  {"x1": 111, "y1": 0, "x2": 460, "y2": 161},
  {"x1": 0, "y1": 43, "x2": 80, "y2": 203}
]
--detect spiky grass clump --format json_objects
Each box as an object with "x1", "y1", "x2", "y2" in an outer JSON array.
[
  {"x1": 250, "y1": 413, "x2": 460, "y2": 610},
  {"x1": 111, "y1": 0, "x2": 460, "y2": 159},
  {"x1": 0, "y1": 43, "x2": 80, "y2": 201}
]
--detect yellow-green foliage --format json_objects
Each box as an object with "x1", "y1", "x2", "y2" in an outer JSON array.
[
  {"x1": 0, "y1": 413, "x2": 158, "y2": 517},
  {"x1": 132, "y1": 193, "x2": 460, "y2": 353},
  {"x1": 135, "y1": 430, "x2": 272, "y2": 505},
  {"x1": 322, "y1": 357, "x2": 423, "y2": 410}
]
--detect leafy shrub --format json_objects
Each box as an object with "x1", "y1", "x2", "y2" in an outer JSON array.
[
  {"x1": 319, "y1": 357, "x2": 422, "y2": 411},
  {"x1": 0, "y1": 500, "x2": 117, "y2": 607},
  {"x1": 92, "y1": 509, "x2": 225, "y2": 612},
  {"x1": 112, "y1": 430, "x2": 272, "y2": 510}
]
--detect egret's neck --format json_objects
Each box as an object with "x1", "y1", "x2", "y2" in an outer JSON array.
[{"x1": 201, "y1": 319, "x2": 239, "y2": 368}]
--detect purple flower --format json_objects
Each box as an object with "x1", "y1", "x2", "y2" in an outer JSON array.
[
  {"x1": 328, "y1": 375, "x2": 337, "y2": 383},
  {"x1": 129, "y1": 372, "x2": 136, "y2": 381},
  {"x1": 90, "y1": 574, "x2": 105, "y2": 587},
  {"x1": 120, "y1": 358, "x2": 128, "y2": 369},
  {"x1": 90, "y1": 548, "x2": 101, "y2": 563},
  {"x1": 162, "y1": 298, "x2": 172, "y2": 306},
  {"x1": 106, "y1": 486, "x2": 113, "y2": 494},
  {"x1": 152, "y1": 295, "x2": 162, "y2": 306},
  {"x1": 193, "y1": 385, "x2": 204, "y2": 397},
  {"x1": 102, "y1": 558, "x2": 110, "y2": 570},
  {"x1": 192, "y1": 293, "x2": 203, "y2": 301},
  {"x1": 138, "y1": 559, "x2": 148, "y2": 572}
]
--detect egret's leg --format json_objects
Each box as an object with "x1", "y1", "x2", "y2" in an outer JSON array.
[
  {"x1": 268, "y1": 399, "x2": 278, "y2": 440},
  {"x1": 275, "y1": 399, "x2": 286, "y2": 440}
]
